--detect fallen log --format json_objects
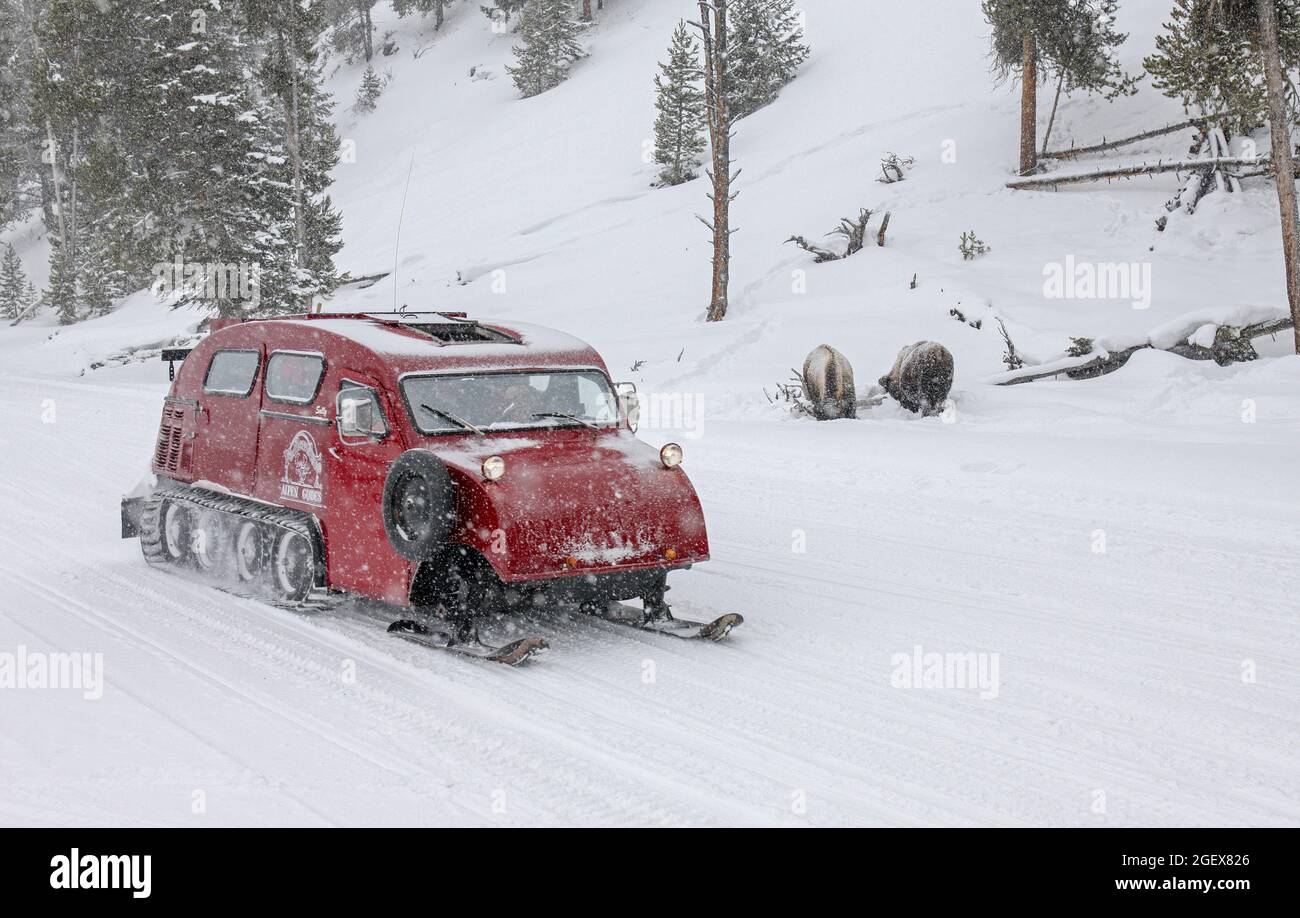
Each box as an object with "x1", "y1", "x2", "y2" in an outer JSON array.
[
  {"x1": 1007, "y1": 157, "x2": 1262, "y2": 191},
  {"x1": 1040, "y1": 117, "x2": 1212, "y2": 161},
  {"x1": 991, "y1": 315, "x2": 1294, "y2": 385}
]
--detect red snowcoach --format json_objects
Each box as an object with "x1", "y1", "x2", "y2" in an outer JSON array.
[{"x1": 121, "y1": 312, "x2": 741, "y2": 664}]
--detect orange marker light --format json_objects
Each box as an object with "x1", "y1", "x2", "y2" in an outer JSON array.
[{"x1": 665, "y1": 548, "x2": 678, "y2": 561}]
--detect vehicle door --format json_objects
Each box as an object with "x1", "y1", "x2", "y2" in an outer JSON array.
[
  {"x1": 326, "y1": 372, "x2": 411, "y2": 604},
  {"x1": 194, "y1": 346, "x2": 264, "y2": 494},
  {"x1": 254, "y1": 350, "x2": 331, "y2": 514}
]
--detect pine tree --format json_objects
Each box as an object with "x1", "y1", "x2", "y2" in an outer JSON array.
[
  {"x1": 1146, "y1": 0, "x2": 1300, "y2": 136},
  {"x1": 982, "y1": 0, "x2": 1138, "y2": 173},
  {"x1": 506, "y1": 0, "x2": 583, "y2": 98},
  {"x1": 355, "y1": 64, "x2": 385, "y2": 113},
  {"x1": 727, "y1": 0, "x2": 809, "y2": 120},
  {"x1": 325, "y1": 0, "x2": 377, "y2": 62},
  {"x1": 242, "y1": 0, "x2": 344, "y2": 311},
  {"x1": 394, "y1": 0, "x2": 452, "y2": 30},
  {"x1": 0, "y1": 243, "x2": 28, "y2": 318},
  {"x1": 653, "y1": 21, "x2": 707, "y2": 186}
]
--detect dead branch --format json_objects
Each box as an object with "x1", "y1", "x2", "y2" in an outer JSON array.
[
  {"x1": 786, "y1": 208, "x2": 875, "y2": 262},
  {"x1": 876, "y1": 211, "x2": 891, "y2": 247}
]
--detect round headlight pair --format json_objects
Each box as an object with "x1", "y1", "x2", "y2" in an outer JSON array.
[
  {"x1": 660, "y1": 443, "x2": 683, "y2": 468},
  {"x1": 481, "y1": 455, "x2": 506, "y2": 481}
]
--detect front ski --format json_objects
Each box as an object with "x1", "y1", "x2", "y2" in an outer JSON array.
[
  {"x1": 387, "y1": 620, "x2": 548, "y2": 666},
  {"x1": 591, "y1": 602, "x2": 743, "y2": 641}
]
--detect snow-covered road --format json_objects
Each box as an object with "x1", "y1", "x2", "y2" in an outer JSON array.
[{"x1": 2, "y1": 364, "x2": 1296, "y2": 826}]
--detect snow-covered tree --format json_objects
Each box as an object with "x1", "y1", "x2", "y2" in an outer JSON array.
[
  {"x1": 1146, "y1": 0, "x2": 1300, "y2": 136},
  {"x1": 982, "y1": 0, "x2": 1138, "y2": 173},
  {"x1": 326, "y1": 0, "x2": 378, "y2": 62},
  {"x1": 355, "y1": 64, "x2": 385, "y2": 112},
  {"x1": 506, "y1": 0, "x2": 583, "y2": 98},
  {"x1": 243, "y1": 0, "x2": 344, "y2": 311},
  {"x1": 727, "y1": 0, "x2": 809, "y2": 120},
  {"x1": 394, "y1": 0, "x2": 453, "y2": 30},
  {"x1": 0, "y1": 243, "x2": 31, "y2": 318},
  {"x1": 653, "y1": 21, "x2": 707, "y2": 186}
]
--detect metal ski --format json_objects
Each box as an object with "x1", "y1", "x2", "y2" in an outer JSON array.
[
  {"x1": 387, "y1": 619, "x2": 549, "y2": 666},
  {"x1": 587, "y1": 601, "x2": 743, "y2": 641}
]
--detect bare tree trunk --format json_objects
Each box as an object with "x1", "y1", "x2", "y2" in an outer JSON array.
[
  {"x1": 581, "y1": 0, "x2": 593, "y2": 21},
  {"x1": 43, "y1": 120, "x2": 68, "y2": 265},
  {"x1": 361, "y1": 4, "x2": 373, "y2": 61},
  {"x1": 1019, "y1": 33, "x2": 1038, "y2": 176},
  {"x1": 697, "y1": 0, "x2": 733, "y2": 322},
  {"x1": 1040, "y1": 71, "x2": 1063, "y2": 155},
  {"x1": 277, "y1": 27, "x2": 307, "y2": 307},
  {"x1": 435, "y1": 0, "x2": 445, "y2": 29},
  {"x1": 1257, "y1": 0, "x2": 1300, "y2": 353}
]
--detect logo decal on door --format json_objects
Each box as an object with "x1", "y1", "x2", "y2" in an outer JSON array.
[{"x1": 281, "y1": 430, "x2": 324, "y2": 505}]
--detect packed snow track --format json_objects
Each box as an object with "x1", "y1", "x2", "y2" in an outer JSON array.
[{"x1": 1, "y1": 368, "x2": 1296, "y2": 826}]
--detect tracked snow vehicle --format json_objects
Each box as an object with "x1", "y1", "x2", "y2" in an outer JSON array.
[{"x1": 121, "y1": 312, "x2": 740, "y2": 664}]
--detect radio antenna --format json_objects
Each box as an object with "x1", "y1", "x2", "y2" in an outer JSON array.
[{"x1": 392, "y1": 151, "x2": 415, "y2": 311}]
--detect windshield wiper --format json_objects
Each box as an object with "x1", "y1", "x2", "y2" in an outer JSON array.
[
  {"x1": 419, "y1": 403, "x2": 484, "y2": 436},
  {"x1": 532, "y1": 411, "x2": 599, "y2": 430}
]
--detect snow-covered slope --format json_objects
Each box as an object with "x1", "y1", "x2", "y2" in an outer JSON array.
[{"x1": 1, "y1": 1, "x2": 1297, "y2": 827}]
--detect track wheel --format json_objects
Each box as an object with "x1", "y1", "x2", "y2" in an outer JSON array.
[
  {"x1": 190, "y1": 509, "x2": 227, "y2": 573},
  {"x1": 160, "y1": 500, "x2": 194, "y2": 564},
  {"x1": 271, "y1": 529, "x2": 315, "y2": 601},
  {"x1": 234, "y1": 521, "x2": 268, "y2": 585}
]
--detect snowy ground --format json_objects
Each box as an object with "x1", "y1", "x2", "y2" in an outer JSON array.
[{"x1": 1, "y1": 0, "x2": 1298, "y2": 826}]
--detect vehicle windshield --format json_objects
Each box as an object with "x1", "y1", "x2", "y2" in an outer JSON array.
[{"x1": 403, "y1": 370, "x2": 619, "y2": 434}]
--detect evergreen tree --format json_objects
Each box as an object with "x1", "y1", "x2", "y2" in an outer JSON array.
[
  {"x1": 394, "y1": 0, "x2": 452, "y2": 30},
  {"x1": 325, "y1": 0, "x2": 377, "y2": 62},
  {"x1": 982, "y1": 0, "x2": 1138, "y2": 173},
  {"x1": 653, "y1": 21, "x2": 707, "y2": 186},
  {"x1": 1146, "y1": 0, "x2": 1300, "y2": 135},
  {"x1": 0, "y1": 0, "x2": 36, "y2": 230},
  {"x1": 242, "y1": 0, "x2": 344, "y2": 311},
  {"x1": 727, "y1": 0, "x2": 809, "y2": 120},
  {"x1": 355, "y1": 64, "x2": 385, "y2": 113},
  {"x1": 506, "y1": 0, "x2": 583, "y2": 98},
  {"x1": 0, "y1": 243, "x2": 29, "y2": 317}
]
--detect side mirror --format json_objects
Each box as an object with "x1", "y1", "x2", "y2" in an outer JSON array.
[
  {"x1": 337, "y1": 388, "x2": 388, "y2": 441},
  {"x1": 615, "y1": 382, "x2": 640, "y2": 432}
]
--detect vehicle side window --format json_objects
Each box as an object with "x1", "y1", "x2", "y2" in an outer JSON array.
[
  {"x1": 265, "y1": 352, "x2": 325, "y2": 404},
  {"x1": 203, "y1": 350, "x2": 260, "y2": 397},
  {"x1": 337, "y1": 385, "x2": 389, "y2": 440}
]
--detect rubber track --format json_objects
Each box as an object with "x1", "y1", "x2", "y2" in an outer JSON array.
[{"x1": 139, "y1": 484, "x2": 327, "y2": 589}]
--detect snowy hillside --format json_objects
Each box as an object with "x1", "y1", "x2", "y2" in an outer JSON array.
[{"x1": 1, "y1": 0, "x2": 1298, "y2": 827}]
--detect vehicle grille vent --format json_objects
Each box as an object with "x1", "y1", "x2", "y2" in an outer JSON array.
[{"x1": 154, "y1": 407, "x2": 185, "y2": 472}]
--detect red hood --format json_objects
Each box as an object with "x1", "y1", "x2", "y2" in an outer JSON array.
[{"x1": 432, "y1": 428, "x2": 709, "y2": 582}]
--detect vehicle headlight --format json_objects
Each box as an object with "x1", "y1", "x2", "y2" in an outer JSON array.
[
  {"x1": 659, "y1": 443, "x2": 683, "y2": 468},
  {"x1": 482, "y1": 455, "x2": 506, "y2": 481}
]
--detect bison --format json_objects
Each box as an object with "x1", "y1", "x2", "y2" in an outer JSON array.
[
  {"x1": 802, "y1": 344, "x2": 857, "y2": 420},
  {"x1": 879, "y1": 341, "x2": 954, "y2": 415}
]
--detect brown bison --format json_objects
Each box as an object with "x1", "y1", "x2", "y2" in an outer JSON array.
[
  {"x1": 802, "y1": 344, "x2": 857, "y2": 420},
  {"x1": 879, "y1": 341, "x2": 954, "y2": 415}
]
